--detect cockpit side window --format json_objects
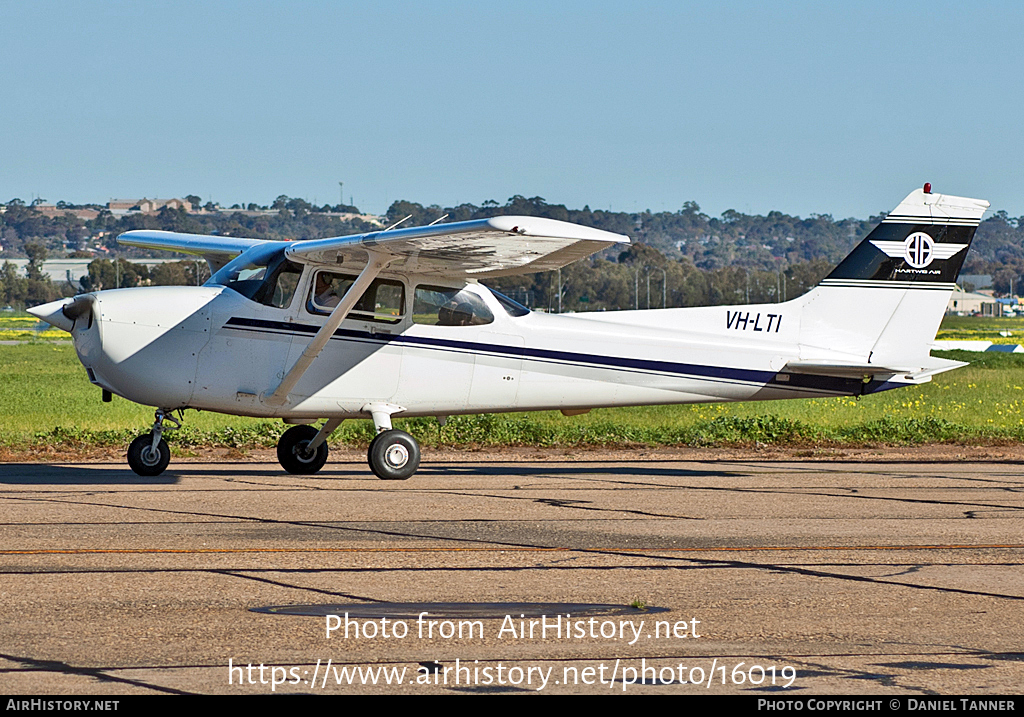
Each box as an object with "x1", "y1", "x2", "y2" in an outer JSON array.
[
  {"x1": 413, "y1": 285, "x2": 494, "y2": 326},
  {"x1": 207, "y1": 244, "x2": 302, "y2": 309},
  {"x1": 307, "y1": 270, "x2": 405, "y2": 324}
]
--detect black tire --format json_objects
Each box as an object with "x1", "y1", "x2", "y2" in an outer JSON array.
[
  {"x1": 368, "y1": 429, "x2": 420, "y2": 480},
  {"x1": 367, "y1": 431, "x2": 383, "y2": 466},
  {"x1": 127, "y1": 433, "x2": 170, "y2": 477},
  {"x1": 277, "y1": 425, "x2": 329, "y2": 474}
]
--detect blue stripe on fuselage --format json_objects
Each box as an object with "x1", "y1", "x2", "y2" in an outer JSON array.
[{"x1": 221, "y1": 316, "x2": 889, "y2": 396}]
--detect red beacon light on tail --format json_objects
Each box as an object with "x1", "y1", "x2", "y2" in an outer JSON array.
[{"x1": 923, "y1": 182, "x2": 932, "y2": 194}]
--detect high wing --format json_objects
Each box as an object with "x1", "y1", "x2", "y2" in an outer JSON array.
[
  {"x1": 282, "y1": 216, "x2": 629, "y2": 278},
  {"x1": 118, "y1": 216, "x2": 629, "y2": 279},
  {"x1": 118, "y1": 231, "x2": 267, "y2": 273},
  {"x1": 119, "y1": 217, "x2": 630, "y2": 408}
]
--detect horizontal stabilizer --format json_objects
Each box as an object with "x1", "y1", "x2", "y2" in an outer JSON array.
[{"x1": 785, "y1": 356, "x2": 967, "y2": 381}]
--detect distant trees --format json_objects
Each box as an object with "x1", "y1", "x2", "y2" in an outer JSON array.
[
  {"x1": 150, "y1": 262, "x2": 189, "y2": 286},
  {"x1": 8, "y1": 191, "x2": 1024, "y2": 308},
  {"x1": 24, "y1": 243, "x2": 47, "y2": 280},
  {"x1": 0, "y1": 245, "x2": 66, "y2": 309},
  {"x1": 483, "y1": 253, "x2": 833, "y2": 312},
  {"x1": 0, "y1": 254, "x2": 207, "y2": 308},
  {"x1": 78, "y1": 258, "x2": 204, "y2": 292},
  {"x1": 79, "y1": 258, "x2": 144, "y2": 291},
  {"x1": 0, "y1": 262, "x2": 29, "y2": 307},
  {"x1": 379, "y1": 195, "x2": 881, "y2": 273},
  {"x1": 384, "y1": 200, "x2": 445, "y2": 227}
]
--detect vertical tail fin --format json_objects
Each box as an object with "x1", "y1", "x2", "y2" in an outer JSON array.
[{"x1": 798, "y1": 187, "x2": 989, "y2": 366}]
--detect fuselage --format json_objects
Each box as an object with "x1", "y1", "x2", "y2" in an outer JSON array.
[{"x1": 66, "y1": 266, "x2": 893, "y2": 420}]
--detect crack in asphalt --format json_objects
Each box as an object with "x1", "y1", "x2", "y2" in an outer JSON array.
[
  {"x1": 0, "y1": 652, "x2": 196, "y2": 695},
  {"x1": 211, "y1": 569, "x2": 381, "y2": 602}
]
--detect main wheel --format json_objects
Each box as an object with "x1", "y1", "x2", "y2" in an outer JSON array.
[
  {"x1": 277, "y1": 425, "x2": 329, "y2": 474},
  {"x1": 368, "y1": 429, "x2": 420, "y2": 480},
  {"x1": 127, "y1": 433, "x2": 170, "y2": 477},
  {"x1": 367, "y1": 431, "x2": 381, "y2": 466}
]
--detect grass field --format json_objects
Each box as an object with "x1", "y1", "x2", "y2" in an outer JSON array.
[
  {"x1": 4, "y1": 324, "x2": 1024, "y2": 450},
  {"x1": 936, "y1": 315, "x2": 1024, "y2": 344},
  {"x1": 0, "y1": 313, "x2": 66, "y2": 341}
]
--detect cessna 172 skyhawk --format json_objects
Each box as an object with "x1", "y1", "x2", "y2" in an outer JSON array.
[{"x1": 28, "y1": 185, "x2": 987, "y2": 479}]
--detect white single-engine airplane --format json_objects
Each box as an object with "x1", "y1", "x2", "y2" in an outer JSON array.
[{"x1": 29, "y1": 185, "x2": 987, "y2": 479}]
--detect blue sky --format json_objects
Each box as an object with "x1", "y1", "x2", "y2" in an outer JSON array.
[{"x1": 2, "y1": 1, "x2": 1022, "y2": 219}]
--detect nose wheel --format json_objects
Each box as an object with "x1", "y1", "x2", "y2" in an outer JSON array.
[
  {"x1": 127, "y1": 433, "x2": 170, "y2": 476},
  {"x1": 367, "y1": 429, "x2": 420, "y2": 480},
  {"x1": 127, "y1": 408, "x2": 180, "y2": 477}
]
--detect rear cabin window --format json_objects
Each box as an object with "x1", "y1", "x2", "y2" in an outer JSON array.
[
  {"x1": 413, "y1": 285, "x2": 494, "y2": 326},
  {"x1": 307, "y1": 270, "x2": 405, "y2": 324}
]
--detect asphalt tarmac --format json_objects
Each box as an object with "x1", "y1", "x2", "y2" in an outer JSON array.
[{"x1": 1, "y1": 454, "x2": 1023, "y2": 695}]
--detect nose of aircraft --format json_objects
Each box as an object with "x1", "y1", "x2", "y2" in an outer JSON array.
[
  {"x1": 76, "y1": 286, "x2": 219, "y2": 408},
  {"x1": 26, "y1": 296, "x2": 89, "y2": 332}
]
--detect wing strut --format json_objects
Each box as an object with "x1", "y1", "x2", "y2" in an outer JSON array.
[{"x1": 265, "y1": 253, "x2": 391, "y2": 407}]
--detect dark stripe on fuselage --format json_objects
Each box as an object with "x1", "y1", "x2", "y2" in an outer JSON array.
[{"x1": 222, "y1": 316, "x2": 893, "y2": 397}]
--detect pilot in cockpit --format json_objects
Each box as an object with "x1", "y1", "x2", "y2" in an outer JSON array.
[
  {"x1": 313, "y1": 272, "x2": 340, "y2": 308},
  {"x1": 438, "y1": 300, "x2": 474, "y2": 326}
]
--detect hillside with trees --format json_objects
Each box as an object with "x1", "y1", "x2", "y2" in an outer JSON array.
[{"x1": 3, "y1": 193, "x2": 1024, "y2": 310}]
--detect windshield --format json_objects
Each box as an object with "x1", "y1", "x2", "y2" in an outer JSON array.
[{"x1": 207, "y1": 243, "x2": 303, "y2": 308}]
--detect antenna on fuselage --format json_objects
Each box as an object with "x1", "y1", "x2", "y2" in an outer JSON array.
[{"x1": 426, "y1": 214, "x2": 449, "y2": 226}]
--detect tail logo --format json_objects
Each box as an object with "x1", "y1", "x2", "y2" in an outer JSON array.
[
  {"x1": 869, "y1": 234, "x2": 968, "y2": 270},
  {"x1": 904, "y1": 232, "x2": 934, "y2": 268}
]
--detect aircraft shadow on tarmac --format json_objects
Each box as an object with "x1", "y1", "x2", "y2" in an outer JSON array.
[
  {"x1": 8, "y1": 458, "x2": 1023, "y2": 485},
  {"x1": 0, "y1": 462, "x2": 741, "y2": 483},
  {"x1": 415, "y1": 463, "x2": 740, "y2": 479},
  {"x1": 175, "y1": 463, "x2": 740, "y2": 480},
  {"x1": 0, "y1": 464, "x2": 180, "y2": 485}
]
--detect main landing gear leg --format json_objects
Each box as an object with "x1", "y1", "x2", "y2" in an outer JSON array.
[
  {"x1": 364, "y1": 403, "x2": 420, "y2": 481},
  {"x1": 127, "y1": 408, "x2": 180, "y2": 477},
  {"x1": 277, "y1": 418, "x2": 343, "y2": 475}
]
